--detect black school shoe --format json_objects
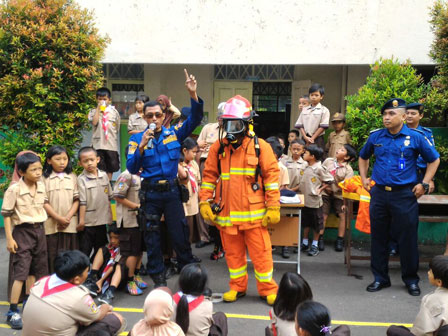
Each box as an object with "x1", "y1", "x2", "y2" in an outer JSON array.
[
  {"x1": 334, "y1": 237, "x2": 344, "y2": 252},
  {"x1": 308, "y1": 245, "x2": 320, "y2": 257},
  {"x1": 6, "y1": 310, "x2": 22, "y2": 330},
  {"x1": 318, "y1": 236, "x2": 325, "y2": 251},
  {"x1": 407, "y1": 283, "x2": 421, "y2": 296},
  {"x1": 151, "y1": 272, "x2": 167, "y2": 288},
  {"x1": 98, "y1": 288, "x2": 114, "y2": 305},
  {"x1": 281, "y1": 247, "x2": 290, "y2": 259},
  {"x1": 300, "y1": 243, "x2": 309, "y2": 252},
  {"x1": 83, "y1": 278, "x2": 99, "y2": 297}
]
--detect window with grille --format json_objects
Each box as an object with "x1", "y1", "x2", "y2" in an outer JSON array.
[
  {"x1": 214, "y1": 65, "x2": 294, "y2": 81},
  {"x1": 252, "y1": 82, "x2": 291, "y2": 113}
]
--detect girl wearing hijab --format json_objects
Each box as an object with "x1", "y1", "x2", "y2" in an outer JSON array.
[{"x1": 130, "y1": 288, "x2": 185, "y2": 336}]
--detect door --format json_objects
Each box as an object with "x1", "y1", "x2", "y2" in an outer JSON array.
[{"x1": 213, "y1": 81, "x2": 253, "y2": 122}]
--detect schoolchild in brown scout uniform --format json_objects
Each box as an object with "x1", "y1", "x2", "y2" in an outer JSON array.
[
  {"x1": 42, "y1": 145, "x2": 79, "y2": 273},
  {"x1": 113, "y1": 168, "x2": 148, "y2": 296},
  {"x1": 128, "y1": 95, "x2": 150, "y2": 135},
  {"x1": 1, "y1": 153, "x2": 48, "y2": 329},
  {"x1": 325, "y1": 112, "x2": 352, "y2": 158},
  {"x1": 387, "y1": 255, "x2": 448, "y2": 336},
  {"x1": 299, "y1": 145, "x2": 334, "y2": 257},
  {"x1": 294, "y1": 84, "x2": 330, "y2": 152},
  {"x1": 77, "y1": 147, "x2": 113, "y2": 259},
  {"x1": 320, "y1": 144, "x2": 356, "y2": 252},
  {"x1": 281, "y1": 139, "x2": 308, "y2": 194},
  {"x1": 89, "y1": 87, "x2": 121, "y2": 180},
  {"x1": 22, "y1": 250, "x2": 124, "y2": 336}
]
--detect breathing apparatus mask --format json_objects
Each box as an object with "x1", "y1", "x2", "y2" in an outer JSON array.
[{"x1": 223, "y1": 119, "x2": 247, "y2": 142}]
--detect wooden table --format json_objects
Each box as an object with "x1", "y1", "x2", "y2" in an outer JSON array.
[
  {"x1": 267, "y1": 197, "x2": 304, "y2": 273},
  {"x1": 343, "y1": 192, "x2": 448, "y2": 276}
]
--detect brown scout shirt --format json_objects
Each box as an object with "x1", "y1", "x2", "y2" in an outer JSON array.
[
  {"x1": 43, "y1": 172, "x2": 79, "y2": 234},
  {"x1": 281, "y1": 156, "x2": 308, "y2": 191},
  {"x1": 172, "y1": 297, "x2": 213, "y2": 336},
  {"x1": 183, "y1": 160, "x2": 201, "y2": 216},
  {"x1": 299, "y1": 161, "x2": 334, "y2": 208},
  {"x1": 113, "y1": 170, "x2": 140, "y2": 228},
  {"x1": 78, "y1": 169, "x2": 113, "y2": 226},
  {"x1": 278, "y1": 161, "x2": 290, "y2": 187},
  {"x1": 22, "y1": 274, "x2": 101, "y2": 336},
  {"x1": 1, "y1": 178, "x2": 48, "y2": 225},
  {"x1": 321, "y1": 158, "x2": 354, "y2": 199},
  {"x1": 88, "y1": 106, "x2": 121, "y2": 152},
  {"x1": 197, "y1": 123, "x2": 224, "y2": 159},
  {"x1": 326, "y1": 129, "x2": 351, "y2": 158},
  {"x1": 127, "y1": 112, "x2": 148, "y2": 133},
  {"x1": 411, "y1": 287, "x2": 448, "y2": 336},
  {"x1": 295, "y1": 103, "x2": 330, "y2": 137}
]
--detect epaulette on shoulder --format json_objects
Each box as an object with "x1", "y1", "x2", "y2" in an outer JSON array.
[
  {"x1": 370, "y1": 128, "x2": 381, "y2": 134},
  {"x1": 409, "y1": 128, "x2": 424, "y2": 135},
  {"x1": 421, "y1": 126, "x2": 432, "y2": 133}
]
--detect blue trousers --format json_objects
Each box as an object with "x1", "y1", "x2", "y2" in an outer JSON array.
[
  {"x1": 143, "y1": 185, "x2": 194, "y2": 275},
  {"x1": 369, "y1": 185, "x2": 419, "y2": 285}
]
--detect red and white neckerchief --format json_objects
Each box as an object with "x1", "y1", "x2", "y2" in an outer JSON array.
[
  {"x1": 101, "y1": 244, "x2": 119, "y2": 293},
  {"x1": 101, "y1": 107, "x2": 110, "y2": 140},
  {"x1": 40, "y1": 274, "x2": 75, "y2": 298},
  {"x1": 186, "y1": 164, "x2": 197, "y2": 193},
  {"x1": 173, "y1": 291, "x2": 204, "y2": 312},
  {"x1": 329, "y1": 160, "x2": 343, "y2": 177}
]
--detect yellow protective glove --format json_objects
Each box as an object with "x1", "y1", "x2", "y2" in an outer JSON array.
[
  {"x1": 199, "y1": 201, "x2": 216, "y2": 222},
  {"x1": 262, "y1": 206, "x2": 281, "y2": 227}
]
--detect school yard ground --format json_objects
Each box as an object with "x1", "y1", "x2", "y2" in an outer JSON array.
[{"x1": 0, "y1": 230, "x2": 444, "y2": 336}]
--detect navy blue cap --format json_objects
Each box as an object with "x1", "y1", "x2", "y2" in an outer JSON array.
[
  {"x1": 406, "y1": 103, "x2": 424, "y2": 113},
  {"x1": 181, "y1": 107, "x2": 191, "y2": 118},
  {"x1": 381, "y1": 98, "x2": 406, "y2": 114}
]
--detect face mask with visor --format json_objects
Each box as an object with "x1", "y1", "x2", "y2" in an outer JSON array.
[{"x1": 223, "y1": 119, "x2": 246, "y2": 142}]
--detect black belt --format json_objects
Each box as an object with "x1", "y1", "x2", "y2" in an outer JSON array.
[
  {"x1": 141, "y1": 178, "x2": 178, "y2": 192},
  {"x1": 375, "y1": 184, "x2": 414, "y2": 192},
  {"x1": 21, "y1": 222, "x2": 43, "y2": 228}
]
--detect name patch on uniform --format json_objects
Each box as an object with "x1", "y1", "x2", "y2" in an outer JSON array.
[{"x1": 163, "y1": 134, "x2": 178, "y2": 144}]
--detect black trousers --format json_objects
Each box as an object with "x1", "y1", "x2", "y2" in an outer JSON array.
[{"x1": 369, "y1": 185, "x2": 419, "y2": 285}]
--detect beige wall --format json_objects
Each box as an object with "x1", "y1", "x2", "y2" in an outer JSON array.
[
  {"x1": 141, "y1": 64, "x2": 370, "y2": 129},
  {"x1": 78, "y1": 0, "x2": 434, "y2": 65},
  {"x1": 144, "y1": 64, "x2": 215, "y2": 119}
]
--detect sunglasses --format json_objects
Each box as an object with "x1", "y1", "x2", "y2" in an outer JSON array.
[{"x1": 145, "y1": 112, "x2": 164, "y2": 119}]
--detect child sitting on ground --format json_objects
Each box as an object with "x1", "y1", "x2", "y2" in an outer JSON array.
[
  {"x1": 295, "y1": 301, "x2": 350, "y2": 336},
  {"x1": 299, "y1": 145, "x2": 334, "y2": 257},
  {"x1": 22, "y1": 250, "x2": 124, "y2": 336},
  {"x1": 267, "y1": 272, "x2": 313, "y2": 336},
  {"x1": 387, "y1": 255, "x2": 448, "y2": 336},
  {"x1": 130, "y1": 288, "x2": 185, "y2": 336},
  {"x1": 320, "y1": 144, "x2": 356, "y2": 252},
  {"x1": 2, "y1": 152, "x2": 48, "y2": 330},
  {"x1": 83, "y1": 226, "x2": 123, "y2": 305},
  {"x1": 173, "y1": 263, "x2": 228, "y2": 336}
]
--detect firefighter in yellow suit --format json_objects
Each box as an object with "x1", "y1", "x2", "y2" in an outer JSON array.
[{"x1": 199, "y1": 95, "x2": 281, "y2": 305}]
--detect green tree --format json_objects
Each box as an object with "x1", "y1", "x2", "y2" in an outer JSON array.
[
  {"x1": 345, "y1": 58, "x2": 426, "y2": 150},
  {"x1": 0, "y1": 0, "x2": 108, "y2": 170}
]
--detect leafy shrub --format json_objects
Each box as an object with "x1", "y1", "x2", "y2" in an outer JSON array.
[{"x1": 0, "y1": 0, "x2": 108, "y2": 189}]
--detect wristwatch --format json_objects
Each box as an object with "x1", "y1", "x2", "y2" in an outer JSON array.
[{"x1": 421, "y1": 182, "x2": 430, "y2": 194}]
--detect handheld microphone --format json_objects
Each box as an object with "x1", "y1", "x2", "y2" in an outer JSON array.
[{"x1": 148, "y1": 123, "x2": 156, "y2": 149}]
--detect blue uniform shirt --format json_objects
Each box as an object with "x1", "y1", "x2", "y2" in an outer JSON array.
[
  {"x1": 359, "y1": 124, "x2": 439, "y2": 186},
  {"x1": 126, "y1": 97, "x2": 204, "y2": 180},
  {"x1": 416, "y1": 125, "x2": 435, "y2": 170}
]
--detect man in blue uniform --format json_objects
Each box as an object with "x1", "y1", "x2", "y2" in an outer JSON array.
[
  {"x1": 127, "y1": 69, "x2": 203, "y2": 287},
  {"x1": 359, "y1": 98, "x2": 440, "y2": 296}
]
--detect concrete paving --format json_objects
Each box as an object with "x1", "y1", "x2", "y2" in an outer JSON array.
[{"x1": 0, "y1": 230, "x2": 444, "y2": 336}]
